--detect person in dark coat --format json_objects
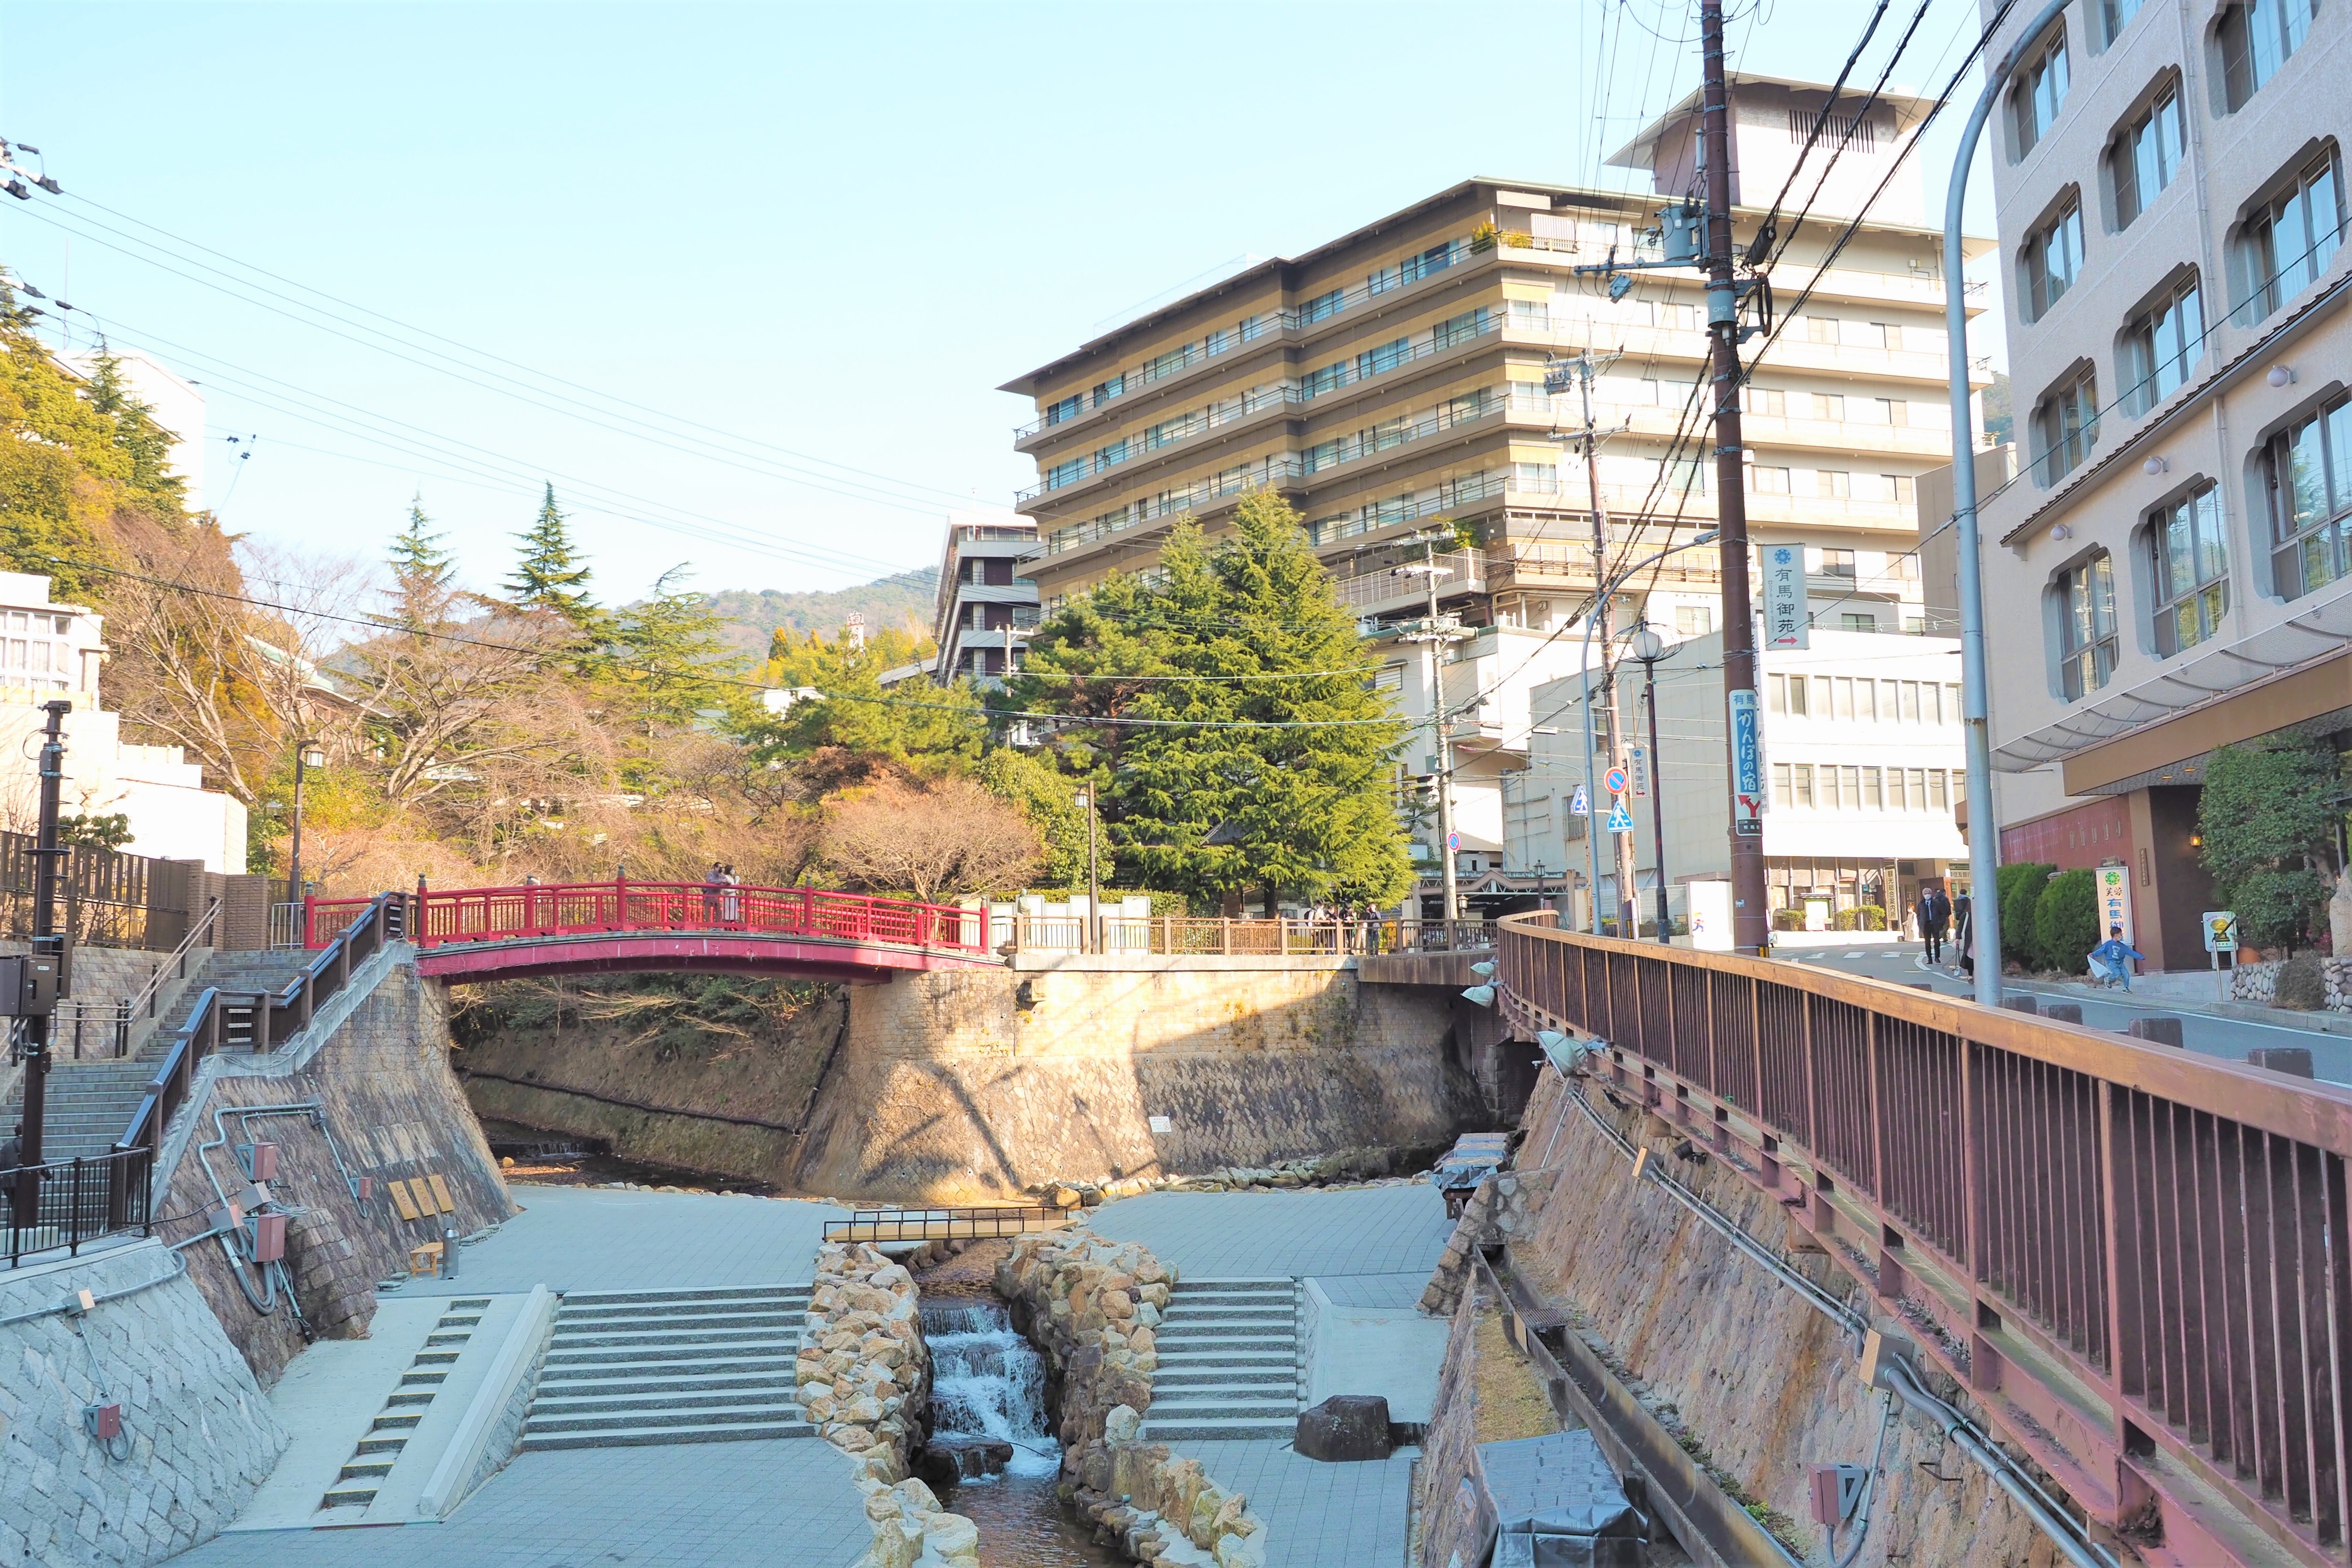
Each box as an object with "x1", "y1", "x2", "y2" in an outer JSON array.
[
  {"x1": 1953, "y1": 892, "x2": 1975, "y2": 978},
  {"x1": 1916, "y1": 885, "x2": 1950, "y2": 963}
]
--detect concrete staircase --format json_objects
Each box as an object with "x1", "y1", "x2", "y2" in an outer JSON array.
[
  {"x1": 519, "y1": 1285, "x2": 814, "y2": 1451},
  {"x1": 322, "y1": 1297, "x2": 492, "y2": 1510},
  {"x1": 1143, "y1": 1278, "x2": 1302, "y2": 1441},
  {"x1": 0, "y1": 950, "x2": 312, "y2": 1160}
]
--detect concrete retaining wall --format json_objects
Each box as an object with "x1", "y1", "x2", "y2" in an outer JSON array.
[
  {"x1": 0, "y1": 1239, "x2": 287, "y2": 1568},
  {"x1": 792, "y1": 960, "x2": 1486, "y2": 1203}
]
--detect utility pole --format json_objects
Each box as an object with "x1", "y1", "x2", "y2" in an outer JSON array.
[
  {"x1": 1395, "y1": 532, "x2": 1465, "y2": 922},
  {"x1": 1574, "y1": 353, "x2": 1640, "y2": 935},
  {"x1": 1630, "y1": 623, "x2": 1674, "y2": 944},
  {"x1": 1701, "y1": 0, "x2": 1769, "y2": 953},
  {"x1": 14, "y1": 700, "x2": 69, "y2": 1212}
]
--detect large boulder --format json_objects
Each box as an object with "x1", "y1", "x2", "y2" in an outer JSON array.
[{"x1": 1294, "y1": 1395, "x2": 1396, "y2": 1462}]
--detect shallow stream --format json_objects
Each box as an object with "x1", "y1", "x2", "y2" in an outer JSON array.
[{"x1": 922, "y1": 1297, "x2": 1123, "y2": 1567}]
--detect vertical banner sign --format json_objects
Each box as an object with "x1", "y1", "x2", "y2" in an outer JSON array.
[
  {"x1": 1762, "y1": 544, "x2": 1808, "y2": 650},
  {"x1": 1729, "y1": 689, "x2": 1763, "y2": 837},
  {"x1": 1628, "y1": 745, "x2": 1651, "y2": 797},
  {"x1": 2096, "y1": 864, "x2": 2133, "y2": 945}
]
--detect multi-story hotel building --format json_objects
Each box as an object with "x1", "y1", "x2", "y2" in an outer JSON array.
[
  {"x1": 999, "y1": 76, "x2": 1991, "y2": 914},
  {"x1": 929, "y1": 510, "x2": 1037, "y2": 684},
  {"x1": 1973, "y1": 0, "x2": 2352, "y2": 971}
]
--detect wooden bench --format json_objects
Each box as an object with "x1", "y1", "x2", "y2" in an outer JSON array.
[{"x1": 386, "y1": 1175, "x2": 460, "y2": 1275}]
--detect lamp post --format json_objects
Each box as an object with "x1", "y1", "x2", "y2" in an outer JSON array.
[
  {"x1": 287, "y1": 738, "x2": 325, "y2": 912},
  {"x1": 1943, "y1": 0, "x2": 2069, "y2": 1004},
  {"x1": 1074, "y1": 789, "x2": 1099, "y2": 954},
  {"x1": 1577, "y1": 532, "x2": 1717, "y2": 935},
  {"x1": 1628, "y1": 622, "x2": 1677, "y2": 945}
]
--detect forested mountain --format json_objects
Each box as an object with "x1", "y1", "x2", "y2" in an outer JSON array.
[{"x1": 707, "y1": 569, "x2": 937, "y2": 655}]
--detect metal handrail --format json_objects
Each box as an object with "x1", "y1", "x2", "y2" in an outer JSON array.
[
  {"x1": 1004, "y1": 915, "x2": 1492, "y2": 956},
  {"x1": 125, "y1": 896, "x2": 219, "y2": 1029},
  {"x1": 5, "y1": 1146, "x2": 153, "y2": 1267},
  {"x1": 1496, "y1": 912, "x2": 2352, "y2": 1568},
  {"x1": 821, "y1": 1205, "x2": 1069, "y2": 1243}
]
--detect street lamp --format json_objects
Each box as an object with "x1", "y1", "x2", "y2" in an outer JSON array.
[
  {"x1": 1941, "y1": 1, "x2": 2068, "y2": 1003},
  {"x1": 287, "y1": 738, "x2": 326, "y2": 912},
  {"x1": 1074, "y1": 789, "x2": 1100, "y2": 955},
  {"x1": 1628, "y1": 622, "x2": 1675, "y2": 946},
  {"x1": 1577, "y1": 532, "x2": 1717, "y2": 937}
]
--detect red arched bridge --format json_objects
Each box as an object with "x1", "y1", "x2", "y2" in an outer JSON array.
[{"x1": 305, "y1": 879, "x2": 1001, "y2": 983}]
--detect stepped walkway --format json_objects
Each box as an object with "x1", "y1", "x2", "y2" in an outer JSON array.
[
  {"x1": 520, "y1": 1284, "x2": 815, "y2": 1450},
  {"x1": 1, "y1": 950, "x2": 312, "y2": 1160}
]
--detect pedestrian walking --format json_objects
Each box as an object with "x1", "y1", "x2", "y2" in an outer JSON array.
[
  {"x1": 1916, "y1": 884, "x2": 1951, "y2": 965},
  {"x1": 1953, "y1": 891, "x2": 1975, "y2": 980}
]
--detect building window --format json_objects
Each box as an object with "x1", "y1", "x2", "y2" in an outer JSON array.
[
  {"x1": 2056, "y1": 551, "x2": 2119, "y2": 699},
  {"x1": 1303, "y1": 361, "x2": 1347, "y2": 399},
  {"x1": 2150, "y1": 484, "x2": 2230, "y2": 655},
  {"x1": 1786, "y1": 674, "x2": 1809, "y2": 716},
  {"x1": 1748, "y1": 387, "x2": 1786, "y2": 416},
  {"x1": 1773, "y1": 762, "x2": 1793, "y2": 805},
  {"x1": 1794, "y1": 764, "x2": 1816, "y2": 808},
  {"x1": 2264, "y1": 395, "x2": 2352, "y2": 598},
  {"x1": 2220, "y1": 0, "x2": 2317, "y2": 111},
  {"x1": 1929, "y1": 771, "x2": 1949, "y2": 811},
  {"x1": 1841, "y1": 612, "x2": 1877, "y2": 632},
  {"x1": 1815, "y1": 392, "x2": 1846, "y2": 420},
  {"x1": 2013, "y1": 26, "x2": 2071, "y2": 156},
  {"x1": 1820, "y1": 548, "x2": 1856, "y2": 576},
  {"x1": 1357, "y1": 337, "x2": 1409, "y2": 379},
  {"x1": 1805, "y1": 315, "x2": 1839, "y2": 345},
  {"x1": 1873, "y1": 397, "x2": 1907, "y2": 425},
  {"x1": 1239, "y1": 314, "x2": 1265, "y2": 342},
  {"x1": 1302, "y1": 288, "x2": 1344, "y2": 324},
  {"x1": 1432, "y1": 307, "x2": 1490, "y2": 349},
  {"x1": 1675, "y1": 604, "x2": 1713, "y2": 635},
  {"x1": 2110, "y1": 83, "x2": 2185, "y2": 229},
  {"x1": 1751, "y1": 465, "x2": 1792, "y2": 494},
  {"x1": 2120, "y1": 276, "x2": 2204, "y2": 414},
  {"x1": 2235, "y1": 148, "x2": 2343, "y2": 326},
  {"x1": 1888, "y1": 475, "x2": 1917, "y2": 505},
  {"x1": 1888, "y1": 768, "x2": 1908, "y2": 809},
  {"x1": 1400, "y1": 241, "x2": 1458, "y2": 282},
  {"x1": 2030, "y1": 368, "x2": 2100, "y2": 485},
  {"x1": 1045, "y1": 394, "x2": 1081, "y2": 427},
  {"x1": 2022, "y1": 199, "x2": 2085, "y2": 320},
  {"x1": 1664, "y1": 458, "x2": 1707, "y2": 496},
  {"x1": 2100, "y1": 0, "x2": 2146, "y2": 45},
  {"x1": 1093, "y1": 374, "x2": 1125, "y2": 403},
  {"x1": 1818, "y1": 472, "x2": 1852, "y2": 500},
  {"x1": 1046, "y1": 457, "x2": 1084, "y2": 491}
]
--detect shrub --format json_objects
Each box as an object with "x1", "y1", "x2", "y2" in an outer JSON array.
[
  {"x1": 1772, "y1": 908, "x2": 1806, "y2": 931},
  {"x1": 2032, "y1": 869, "x2": 2100, "y2": 974},
  {"x1": 1998, "y1": 863, "x2": 2055, "y2": 967},
  {"x1": 2275, "y1": 953, "x2": 2326, "y2": 1010},
  {"x1": 2198, "y1": 737, "x2": 2342, "y2": 951}
]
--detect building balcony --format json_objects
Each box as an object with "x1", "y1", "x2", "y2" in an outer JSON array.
[{"x1": 1330, "y1": 550, "x2": 1488, "y2": 619}]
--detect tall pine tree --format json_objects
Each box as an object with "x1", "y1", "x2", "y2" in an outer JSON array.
[
  {"x1": 1024, "y1": 490, "x2": 1411, "y2": 910},
  {"x1": 505, "y1": 483, "x2": 598, "y2": 624},
  {"x1": 384, "y1": 493, "x2": 457, "y2": 630}
]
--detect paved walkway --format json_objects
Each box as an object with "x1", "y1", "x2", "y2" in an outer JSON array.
[
  {"x1": 1170, "y1": 1439, "x2": 1415, "y2": 1568},
  {"x1": 399, "y1": 1184, "x2": 848, "y2": 1296},
  {"x1": 1791, "y1": 944, "x2": 2352, "y2": 1083},
  {"x1": 171, "y1": 1439, "x2": 870, "y2": 1567},
  {"x1": 1087, "y1": 1185, "x2": 1450, "y2": 1279}
]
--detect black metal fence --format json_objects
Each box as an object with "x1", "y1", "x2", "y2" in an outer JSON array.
[{"x1": 4, "y1": 1147, "x2": 153, "y2": 1267}]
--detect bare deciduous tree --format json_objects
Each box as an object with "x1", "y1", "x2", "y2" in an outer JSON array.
[{"x1": 820, "y1": 776, "x2": 1041, "y2": 902}]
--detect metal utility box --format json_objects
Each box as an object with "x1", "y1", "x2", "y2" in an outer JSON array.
[
  {"x1": 83, "y1": 1403, "x2": 122, "y2": 1441},
  {"x1": 0, "y1": 953, "x2": 60, "y2": 1016},
  {"x1": 249, "y1": 1211, "x2": 287, "y2": 1264},
  {"x1": 240, "y1": 1142, "x2": 279, "y2": 1181}
]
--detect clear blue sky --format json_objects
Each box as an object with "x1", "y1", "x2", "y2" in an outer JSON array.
[{"x1": 0, "y1": 1, "x2": 2004, "y2": 607}]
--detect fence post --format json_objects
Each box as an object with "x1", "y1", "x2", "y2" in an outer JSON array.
[{"x1": 1220, "y1": 918, "x2": 1231, "y2": 957}]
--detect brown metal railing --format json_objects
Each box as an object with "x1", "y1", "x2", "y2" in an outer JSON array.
[
  {"x1": 820, "y1": 1206, "x2": 1070, "y2": 1244},
  {"x1": 113, "y1": 892, "x2": 408, "y2": 1169},
  {"x1": 1497, "y1": 912, "x2": 2352, "y2": 1568},
  {"x1": 1006, "y1": 915, "x2": 1494, "y2": 956}
]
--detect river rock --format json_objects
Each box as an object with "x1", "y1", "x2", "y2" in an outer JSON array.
[{"x1": 1294, "y1": 1395, "x2": 1395, "y2": 1462}]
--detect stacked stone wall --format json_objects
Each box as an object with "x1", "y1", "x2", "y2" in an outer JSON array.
[{"x1": 0, "y1": 1240, "x2": 286, "y2": 1568}]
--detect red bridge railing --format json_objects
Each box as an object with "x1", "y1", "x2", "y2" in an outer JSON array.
[
  {"x1": 1497, "y1": 912, "x2": 2352, "y2": 1568},
  {"x1": 305, "y1": 879, "x2": 991, "y2": 957}
]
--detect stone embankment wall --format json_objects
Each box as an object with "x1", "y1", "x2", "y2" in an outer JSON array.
[
  {"x1": 996, "y1": 1231, "x2": 1268, "y2": 1568},
  {"x1": 160, "y1": 952, "x2": 515, "y2": 1385},
  {"x1": 457, "y1": 983, "x2": 847, "y2": 1185},
  {"x1": 795, "y1": 960, "x2": 1483, "y2": 1203},
  {"x1": 0, "y1": 1240, "x2": 287, "y2": 1568},
  {"x1": 795, "y1": 1242, "x2": 981, "y2": 1568},
  {"x1": 1416, "y1": 1066, "x2": 2068, "y2": 1567}
]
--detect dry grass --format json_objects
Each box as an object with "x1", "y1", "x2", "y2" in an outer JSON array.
[{"x1": 1472, "y1": 1304, "x2": 1562, "y2": 1444}]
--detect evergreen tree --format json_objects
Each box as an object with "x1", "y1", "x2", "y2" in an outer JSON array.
[
  {"x1": 505, "y1": 484, "x2": 598, "y2": 624},
  {"x1": 749, "y1": 626, "x2": 985, "y2": 773},
  {"x1": 610, "y1": 567, "x2": 747, "y2": 764},
  {"x1": 1025, "y1": 491, "x2": 1411, "y2": 910},
  {"x1": 973, "y1": 746, "x2": 1097, "y2": 887},
  {"x1": 384, "y1": 494, "x2": 458, "y2": 630},
  {"x1": 2198, "y1": 737, "x2": 2343, "y2": 949},
  {"x1": 79, "y1": 342, "x2": 182, "y2": 500}
]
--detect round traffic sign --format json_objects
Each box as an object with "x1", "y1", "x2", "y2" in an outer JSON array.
[
  {"x1": 1447, "y1": 832, "x2": 1460, "y2": 849},
  {"x1": 1604, "y1": 768, "x2": 1629, "y2": 795}
]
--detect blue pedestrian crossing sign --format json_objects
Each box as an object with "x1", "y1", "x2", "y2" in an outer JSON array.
[
  {"x1": 1606, "y1": 797, "x2": 1636, "y2": 834},
  {"x1": 1570, "y1": 785, "x2": 1590, "y2": 817}
]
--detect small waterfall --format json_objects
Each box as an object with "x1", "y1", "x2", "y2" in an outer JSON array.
[{"x1": 923, "y1": 1297, "x2": 1060, "y2": 1478}]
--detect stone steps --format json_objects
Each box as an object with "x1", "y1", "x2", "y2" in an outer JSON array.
[
  {"x1": 1142, "y1": 1280, "x2": 1300, "y2": 1442},
  {"x1": 319, "y1": 1298, "x2": 491, "y2": 1510},
  {"x1": 519, "y1": 1284, "x2": 812, "y2": 1452}
]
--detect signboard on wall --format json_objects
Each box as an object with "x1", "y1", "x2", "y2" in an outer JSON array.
[
  {"x1": 1762, "y1": 544, "x2": 1808, "y2": 650},
  {"x1": 2096, "y1": 863, "x2": 2133, "y2": 946},
  {"x1": 1729, "y1": 689, "x2": 1763, "y2": 837}
]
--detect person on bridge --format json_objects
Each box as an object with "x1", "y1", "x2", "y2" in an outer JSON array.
[
  {"x1": 720, "y1": 865, "x2": 741, "y2": 925},
  {"x1": 702, "y1": 863, "x2": 726, "y2": 926},
  {"x1": 2088, "y1": 925, "x2": 2146, "y2": 990}
]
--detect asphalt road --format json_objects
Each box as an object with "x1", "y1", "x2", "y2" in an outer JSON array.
[{"x1": 1780, "y1": 941, "x2": 2352, "y2": 1086}]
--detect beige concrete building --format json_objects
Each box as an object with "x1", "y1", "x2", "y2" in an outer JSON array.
[
  {"x1": 1973, "y1": 0, "x2": 2352, "y2": 970},
  {"x1": 999, "y1": 76, "x2": 1993, "y2": 915}
]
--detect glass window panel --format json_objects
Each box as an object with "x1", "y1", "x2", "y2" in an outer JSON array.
[
  {"x1": 1774, "y1": 762, "x2": 1792, "y2": 805},
  {"x1": 1900, "y1": 681, "x2": 1920, "y2": 721},
  {"x1": 1889, "y1": 769, "x2": 1907, "y2": 810},
  {"x1": 1842, "y1": 767, "x2": 1861, "y2": 809},
  {"x1": 1909, "y1": 769, "x2": 1929, "y2": 806},
  {"x1": 1768, "y1": 674, "x2": 1787, "y2": 714},
  {"x1": 1864, "y1": 768, "x2": 1883, "y2": 808},
  {"x1": 1788, "y1": 675, "x2": 1808, "y2": 716},
  {"x1": 1858, "y1": 681, "x2": 1878, "y2": 721},
  {"x1": 1811, "y1": 675, "x2": 1832, "y2": 713},
  {"x1": 1795, "y1": 764, "x2": 1815, "y2": 807},
  {"x1": 1833, "y1": 677, "x2": 1854, "y2": 720},
  {"x1": 1929, "y1": 771, "x2": 1949, "y2": 811}
]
